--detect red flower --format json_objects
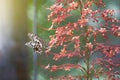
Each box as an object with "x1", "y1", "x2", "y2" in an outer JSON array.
[
  {"x1": 78, "y1": 19, "x2": 88, "y2": 28},
  {"x1": 68, "y1": 1, "x2": 78, "y2": 10},
  {"x1": 51, "y1": 65, "x2": 58, "y2": 72},
  {"x1": 50, "y1": 64, "x2": 81, "y2": 72},
  {"x1": 86, "y1": 42, "x2": 93, "y2": 51}
]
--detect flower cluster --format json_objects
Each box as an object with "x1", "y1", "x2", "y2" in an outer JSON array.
[
  {"x1": 50, "y1": 64, "x2": 81, "y2": 72},
  {"x1": 45, "y1": 0, "x2": 120, "y2": 79},
  {"x1": 96, "y1": 43, "x2": 120, "y2": 57},
  {"x1": 48, "y1": 0, "x2": 78, "y2": 25}
]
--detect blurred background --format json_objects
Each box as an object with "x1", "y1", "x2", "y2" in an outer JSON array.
[{"x1": 0, "y1": 0, "x2": 119, "y2": 80}]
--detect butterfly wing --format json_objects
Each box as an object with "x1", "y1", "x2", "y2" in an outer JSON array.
[{"x1": 25, "y1": 33, "x2": 46, "y2": 54}]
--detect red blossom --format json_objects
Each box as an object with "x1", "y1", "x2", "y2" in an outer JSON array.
[
  {"x1": 52, "y1": 14, "x2": 71, "y2": 24},
  {"x1": 44, "y1": 64, "x2": 50, "y2": 69},
  {"x1": 73, "y1": 22, "x2": 78, "y2": 29},
  {"x1": 53, "y1": 51, "x2": 81, "y2": 61},
  {"x1": 49, "y1": 35, "x2": 57, "y2": 48},
  {"x1": 111, "y1": 25, "x2": 120, "y2": 37},
  {"x1": 68, "y1": 1, "x2": 78, "y2": 11},
  {"x1": 82, "y1": 8, "x2": 92, "y2": 18},
  {"x1": 86, "y1": 42, "x2": 93, "y2": 51},
  {"x1": 99, "y1": 28, "x2": 107, "y2": 33},
  {"x1": 51, "y1": 65, "x2": 58, "y2": 72},
  {"x1": 101, "y1": 9, "x2": 115, "y2": 22},
  {"x1": 98, "y1": 28, "x2": 107, "y2": 38},
  {"x1": 60, "y1": 45, "x2": 67, "y2": 55},
  {"x1": 50, "y1": 64, "x2": 81, "y2": 72},
  {"x1": 94, "y1": 0, "x2": 105, "y2": 7},
  {"x1": 84, "y1": 1, "x2": 93, "y2": 9},
  {"x1": 72, "y1": 36, "x2": 80, "y2": 48},
  {"x1": 96, "y1": 43, "x2": 120, "y2": 57},
  {"x1": 48, "y1": 3, "x2": 63, "y2": 11},
  {"x1": 78, "y1": 19, "x2": 88, "y2": 28}
]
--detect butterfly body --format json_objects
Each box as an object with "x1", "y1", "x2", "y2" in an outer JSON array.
[{"x1": 25, "y1": 33, "x2": 46, "y2": 54}]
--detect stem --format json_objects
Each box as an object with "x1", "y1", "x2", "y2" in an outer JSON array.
[
  {"x1": 33, "y1": 0, "x2": 37, "y2": 34},
  {"x1": 78, "y1": 0, "x2": 84, "y2": 15},
  {"x1": 33, "y1": 53, "x2": 38, "y2": 80},
  {"x1": 84, "y1": 29, "x2": 91, "y2": 80},
  {"x1": 33, "y1": 0, "x2": 38, "y2": 80},
  {"x1": 86, "y1": 52, "x2": 90, "y2": 80},
  {"x1": 80, "y1": 0, "x2": 84, "y2": 8}
]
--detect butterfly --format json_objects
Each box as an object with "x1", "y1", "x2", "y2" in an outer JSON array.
[{"x1": 25, "y1": 33, "x2": 47, "y2": 54}]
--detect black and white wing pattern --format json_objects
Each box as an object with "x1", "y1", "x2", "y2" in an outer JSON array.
[{"x1": 25, "y1": 33, "x2": 46, "y2": 54}]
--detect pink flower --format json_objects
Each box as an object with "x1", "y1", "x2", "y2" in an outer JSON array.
[
  {"x1": 78, "y1": 19, "x2": 88, "y2": 28},
  {"x1": 86, "y1": 42, "x2": 93, "y2": 50},
  {"x1": 99, "y1": 28, "x2": 107, "y2": 33},
  {"x1": 69, "y1": 1, "x2": 78, "y2": 10}
]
